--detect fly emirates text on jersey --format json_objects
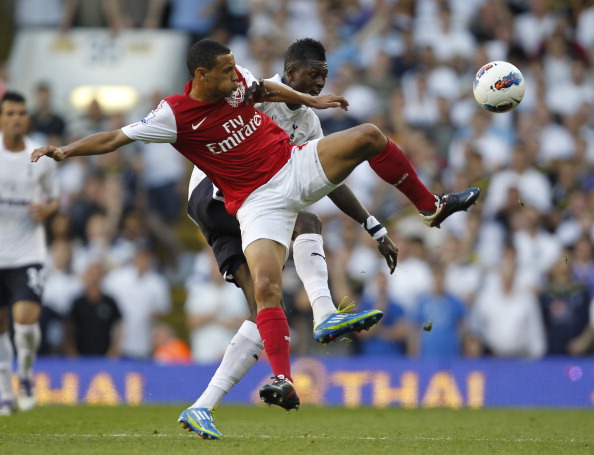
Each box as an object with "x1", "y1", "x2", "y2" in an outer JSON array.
[{"x1": 206, "y1": 112, "x2": 263, "y2": 155}]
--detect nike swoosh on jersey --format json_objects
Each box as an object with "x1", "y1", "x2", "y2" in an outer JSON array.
[{"x1": 192, "y1": 117, "x2": 207, "y2": 130}]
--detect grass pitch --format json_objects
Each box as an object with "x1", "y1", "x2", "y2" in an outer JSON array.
[{"x1": 0, "y1": 405, "x2": 592, "y2": 455}]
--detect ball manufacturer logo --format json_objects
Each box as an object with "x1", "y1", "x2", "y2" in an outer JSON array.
[
  {"x1": 474, "y1": 63, "x2": 494, "y2": 89},
  {"x1": 494, "y1": 72, "x2": 522, "y2": 91},
  {"x1": 476, "y1": 63, "x2": 494, "y2": 78}
]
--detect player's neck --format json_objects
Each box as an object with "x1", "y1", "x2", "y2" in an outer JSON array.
[
  {"x1": 2, "y1": 136, "x2": 25, "y2": 152},
  {"x1": 189, "y1": 90, "x2": 216, "y2": 103},
  {"x1": 188, "y1": 80, "x2": 220, "y2": 103},
  {"x1": 280, "y1": 78, "x2": 301, "y2": 111}
]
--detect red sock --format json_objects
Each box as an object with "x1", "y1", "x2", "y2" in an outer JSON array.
[
  {"x1": 369, "y1": 138, "x2": 436, "y2": 212},
  {"x1": 256, "y1": 307, "x2": 292, "y2": 382}
]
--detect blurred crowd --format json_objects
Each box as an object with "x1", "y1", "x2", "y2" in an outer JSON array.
[{"x1": 2, "y1": 0, "x2": 594, "y2": 362}]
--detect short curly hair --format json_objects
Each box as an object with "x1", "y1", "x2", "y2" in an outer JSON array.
[{"x1": 284, "y1": 38, "x2": 327, "y2": 71}]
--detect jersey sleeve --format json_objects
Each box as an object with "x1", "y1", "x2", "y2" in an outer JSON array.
[{"x1": 121, "y1": 100, "x2": 178, "y2": 144}]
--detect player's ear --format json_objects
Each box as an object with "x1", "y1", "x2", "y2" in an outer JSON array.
[
  {"x1": 285, "y1": 65, "x2": 296, "y2": 83},
  {"x1": 195, "y1": 67, "x2": 207, "y2": 80}
]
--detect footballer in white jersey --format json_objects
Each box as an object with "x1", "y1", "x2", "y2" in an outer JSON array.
[
  {"x1": 256, "y1": 73, "x2": 324, "y2": 145},
  {"x1": 0, "y1": 91, "x2": 59, "y2": 416},
  {"x1": 0, "y1": 135, "x2": 58, "y2": 268}
]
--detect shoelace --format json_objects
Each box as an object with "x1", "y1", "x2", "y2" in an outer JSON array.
[
  {"x1": 312, "y1": 297, "x2": 358, "y2": 330},
  {"x1": 336, "y1": 296, "x2": 356, "y2": 314}
]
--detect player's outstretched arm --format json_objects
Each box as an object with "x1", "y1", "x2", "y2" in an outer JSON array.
[
  {"x1": 260, "y1": 80, "x2": 349, "y2": 111},
  {"x1": 30, "y1": 130, "x2": 134, "y2": 162},
  {"x1": 326, "y1": 184, "x2": 398, "y2": 273}
]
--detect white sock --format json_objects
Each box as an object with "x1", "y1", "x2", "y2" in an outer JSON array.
[
  {"x1": 293, "y1": 233, "x2": 336, "y2": 326},
  {"x1": 191, "y1": 320, "x2": 263, "y2": 411},
  {"x1": 13, "y1": 323, "x2": 41, "y2": 381},
  {"x1": 0, "y1": 332, "x2": 14, "y2": 400}
]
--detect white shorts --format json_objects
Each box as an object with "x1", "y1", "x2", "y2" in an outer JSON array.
[{"x1": 236, "y1": 139, "x2": 340, "y2": 256}]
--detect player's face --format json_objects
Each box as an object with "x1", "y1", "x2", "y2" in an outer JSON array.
[
  {"x1": 204, "y1": 53, "x2": 238, "y2": 98},
  {"x1": 0, "y1": 100, "x2": 29, "y2": 140},
  {"x1": 288, "y1": 60, "x2": 328, "y2": 96}
]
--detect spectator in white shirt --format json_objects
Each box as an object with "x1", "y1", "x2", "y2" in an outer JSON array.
[
  {"x1": 511, "y1": 206, "x2": 563, "y2": 286},
  {"x1": 184, "y1": 251, "x2": 249, "y2": 364},
  {"x1": 513, "y1": 0, "x2": 557, "y2": 59},
  {"x1": 468, "y1": 244, "x2": 546, "y2": 358},
  {"x1": 103, "y1": 247, "x2": 171, "y2": 359},
  {"x1": 449, "y1": 108, "x2": 512, "y2": 173},
  {"x1": 483, "y1": 142, "x2": 553, "y2": 219},
  {"x1": 40, "y1": 239, "x2": 83, "y2": 354},
  {"x1": 384, "y1": 233, "x2": 433, "y2": 317}
]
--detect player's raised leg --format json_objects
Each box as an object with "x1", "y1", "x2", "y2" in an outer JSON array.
[{"x1": 317, "y1": 124, "x2": 480, "y2": 228}]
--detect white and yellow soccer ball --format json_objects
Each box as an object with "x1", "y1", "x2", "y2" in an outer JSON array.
[{"x1": 472, "y1": 61, "x2": 525, "y2": 113}]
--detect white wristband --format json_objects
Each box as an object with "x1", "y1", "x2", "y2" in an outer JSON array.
[{"x1": 363, "y1": 216, "x2": 388, "y2": 240}]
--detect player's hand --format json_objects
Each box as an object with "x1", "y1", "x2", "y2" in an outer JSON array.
[
  {"x1": 308, "y1": 94, "x2": 349, "y2": 111},
  {"x1": 376, "y1": 234, "x2": 398, "y2": 274},
  {"x1": 29, "y1": 204, "x2": 46, "y2": 222},
  {"x1": 243, "y1": 80, "x2": 279, "y2": 105},
  {"x1": 30, "y1": 145, "x2": 66, "y2": 162},
  {"x1": 28, "y1": 204, "x2": 47, "y2": 222}
]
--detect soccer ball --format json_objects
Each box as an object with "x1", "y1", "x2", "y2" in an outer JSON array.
[{"x1": 472, "y1": 61, "x2": 525, "y2": 113}]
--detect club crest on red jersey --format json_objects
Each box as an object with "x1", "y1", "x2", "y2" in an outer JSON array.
[{"x1": 226, "y1": 84, "x2": 245, "y2": 107}]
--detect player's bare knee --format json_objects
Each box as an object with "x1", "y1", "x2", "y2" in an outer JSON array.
[
  {"x1": 253, "y1": 276, "x2": 282, "y2": 309},
  {"x1": 354, "y1": 123, "x2": 385, "y2": 158},
  {"x1": 293, "y1": 211, "x2": 322, "y2": 238},
  {"x1": 12, "y1": 301, "x2": 41, "y2": 325}
]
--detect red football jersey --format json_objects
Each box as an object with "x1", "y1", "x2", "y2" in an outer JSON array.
[{"x1": 165, "y1": 69, "x2": 293, "y2": 215}]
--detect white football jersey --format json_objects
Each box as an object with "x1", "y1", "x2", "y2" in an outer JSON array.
[
  {"x1": 187, "y1": 73, "x2": 324, "y2": 199},
  {"x1": 256, "y1": 74, "x2": 324, "y2": 144},
  {"x1": 0, "y1": 136, "x2": 59, "y2": 267}
]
